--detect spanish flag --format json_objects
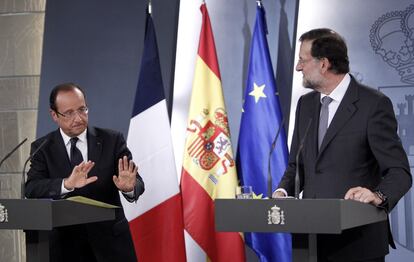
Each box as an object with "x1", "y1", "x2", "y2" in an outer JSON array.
[{"x1": 180, "y1": 3, "x2": 245, "y2": 262}]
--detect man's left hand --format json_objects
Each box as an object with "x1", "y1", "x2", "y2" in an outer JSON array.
[
  {"x1": 344, "y1": 186, "x2": 382, "y2": 206},
  {"x1": 113, "y1": 156, "x2": 138, "y2": 192}
]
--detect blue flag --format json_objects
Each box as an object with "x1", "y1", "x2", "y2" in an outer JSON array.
[{"x1": 236, "y1": 3, "x2": 292, "y2": 262}]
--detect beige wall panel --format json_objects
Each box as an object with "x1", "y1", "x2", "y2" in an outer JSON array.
[
  {"x1": 0, "y1": 0, "x2": 45, "y2": 13},
  {"x1": 17, "y1": 110, "x2": 38, "y2": 165},
  {"x1": 0, "y1": 229, "x2": 24, "y2": 262},
  {"x1": 0, "y1": 173, "x2": 21, "y2": 198},
  {"x1": 0, "y1": 77, "x2": 39, "y2": 110},
  {"x1": 0, "y1": 1, "x2": 47, "y2": 261},
  {"x1": 0, "y1": 110, "x2": 37, "y2": 173},
  {"x1": 0, "y1": 13, "x2": 44, "y2": 77},
  {"x1": 0, "y1": 112, "x2": 19, "y2": 173},
  {"x1": 0, "y1": 173, "x2": 25, "y2": 262}
]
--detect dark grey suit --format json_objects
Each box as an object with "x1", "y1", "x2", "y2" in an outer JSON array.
[
  {"x1": 278, "y1": 76, "x2": 412, "y2": 261},
  {"x1": 25, "y1": 126, "x2": 144, "y2": 262}
]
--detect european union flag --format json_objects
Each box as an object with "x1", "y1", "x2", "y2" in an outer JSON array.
[{"x1": 236, "y1": 3, "x2": 292, "y2": 262}]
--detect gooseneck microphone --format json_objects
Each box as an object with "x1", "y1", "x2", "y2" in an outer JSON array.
[
  {"x1": 267, "y1": 117, "x2": 286, "y2": 198},
  {"x1": 21, "y1": 139, "x2": 48, "y2": 199},
  {"x1": 0, "y1": 138, "x2": 28, "y2": 169},
  {"x1": 294, "y1": 119, "x2": 312, "y2": 199}
]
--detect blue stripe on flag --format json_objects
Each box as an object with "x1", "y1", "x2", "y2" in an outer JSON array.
[{"x1": 132, "y1": 12, "x2": 165, "y2": 117}]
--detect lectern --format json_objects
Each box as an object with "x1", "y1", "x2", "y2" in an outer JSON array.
[
  {"x1": 215, "y1": 199, "x2": 387, "y2": 262},
  {"x1": 0, "y1": 199, "x2": 115, "y2": 262}
]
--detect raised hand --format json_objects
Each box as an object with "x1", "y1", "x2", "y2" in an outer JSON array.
[
  {"x1": 113, "y1": 156, "x2": 138, "y2": 192},
  {"x1": 64, "y1": 161, "x2": 97, "y2": 190}
]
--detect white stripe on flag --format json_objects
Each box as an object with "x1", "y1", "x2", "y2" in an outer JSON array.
[
  {"x1": 122, "y1": 100, "x2": 180, "y2": 220},
  {"x1": 171, "y1": 0, "x2": 206, "y2": 260},
  {"x1": 171, "y1": 0, "x2": 202, "y2": 181}
]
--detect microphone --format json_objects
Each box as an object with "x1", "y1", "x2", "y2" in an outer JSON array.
[
  {"x1": 21, "y1": 139, "x2": 48, "y2": 199},
  {"x1": 267, "y1": 117, "x2": 286, "y2": 198},
  {"x1": 0, "y1": 138, "x2": 28, "y2": 169},
  {"x1": 294, "y1": 118, "x2": 312, "y2": 199}
]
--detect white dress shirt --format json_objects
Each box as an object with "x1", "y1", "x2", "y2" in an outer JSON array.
[
  {"x1": 60, "y1": 128, "x2": 88, "y2": 162},
  {"x1": 320, "y1": 73, "x2": 351, "y2": 128}
]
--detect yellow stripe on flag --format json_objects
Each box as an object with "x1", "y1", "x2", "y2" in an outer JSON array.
[{"x1": 183, "y1": 56, "x2": 238, "y2": 199}]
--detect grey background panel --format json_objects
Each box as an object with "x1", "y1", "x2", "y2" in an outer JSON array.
[{"x1": 37, "y1": 0, "x2": 180, "y2": 138}]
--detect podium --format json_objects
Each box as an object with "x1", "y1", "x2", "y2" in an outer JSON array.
[
  {"x1": 0, "y1": 199, "x2": 115, "y2": 262},
  {"x1": 215, "y1": 199, "x2": 387, "y2": 262}
]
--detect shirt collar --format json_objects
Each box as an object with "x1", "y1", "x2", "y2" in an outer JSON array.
[
  {"x1": 320, "y1": 74, "x2": 351, "y2": 103},
  {"x1": 60, "y1": 128, "x2": 87, "y2": 146}
]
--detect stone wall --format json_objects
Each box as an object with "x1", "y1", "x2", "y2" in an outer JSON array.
[{"x1": 0, "y1": 1, "x2": 45, "y2": 261}]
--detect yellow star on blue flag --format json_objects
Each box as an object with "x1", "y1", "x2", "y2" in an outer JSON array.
[{"x1": 249, "y1": 82, "x2": 267, "y2": 103}]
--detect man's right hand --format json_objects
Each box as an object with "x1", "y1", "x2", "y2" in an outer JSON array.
[
  {"x1": 64, "y1": 161, "x2": 98, "y2": 190},
  {"x1": 272, "y1": 190, "x2": 287, "y2": 198}
]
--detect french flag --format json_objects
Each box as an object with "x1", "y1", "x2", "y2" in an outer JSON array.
[{"x1": 120, "y1": 8, "x2": 186, "y2": 262}]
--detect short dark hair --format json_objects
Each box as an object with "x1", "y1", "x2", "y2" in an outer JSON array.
[
  {"x1": 299, "y1": 28, "x2": 349, "y2": 74},
  {"x1": 49, "y1": 83, "x2": 86, "y2": 112}
]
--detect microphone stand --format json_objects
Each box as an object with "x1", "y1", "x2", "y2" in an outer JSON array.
[
  {"x1": 0, "y1": 138, "x2": 28, "y2": 169},
  {"x1": 267, "y1": 117, "x2": 285, "y2": 198},
  {"x1": 21, "y1": 139, "x2": 48, "y2": 199},
  {"x1": 294, "y1": 119, "x2": 312, "y2": 199}
]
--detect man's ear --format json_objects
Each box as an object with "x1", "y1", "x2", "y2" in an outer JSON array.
[
  {"x1": 320, "y1": 57, "x2": 331, "y2": 73},
  {"x1": 50, "y1": 109, "x2": 58, "y2": 123}
]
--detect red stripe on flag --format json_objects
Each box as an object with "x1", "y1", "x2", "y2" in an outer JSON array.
[
  {"x1": 198, "y1": 4, "x2": 221, "y2": 80},
  {"x1": 181, "y1": 168, "x2": 245, "y2": 262},
  {"x1": 129, "y1": 194, "x2": 186, "y2": 262}
]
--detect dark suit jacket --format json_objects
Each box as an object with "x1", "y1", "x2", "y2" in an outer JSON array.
[
  {"x1": 278, "y1": 76, "x2": 412, "y2": 261},
  {"x1": 25, "y1": 127, "x2": 145, "y2": 262}
]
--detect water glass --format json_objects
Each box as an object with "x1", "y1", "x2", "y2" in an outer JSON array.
[{"x1": 236, "y1": 186, "x2": 253, "y2": 199}]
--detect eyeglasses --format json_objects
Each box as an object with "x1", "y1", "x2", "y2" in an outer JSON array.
[
  {"x1": 297, "y1": 57, "x2": 323, "y2": 65},
  {"x1": 56, "y1": 107, "x2": 88, "y2": 119},
  {"x1": 298, "y1": 58, "x2": 314, "y2": 65}
]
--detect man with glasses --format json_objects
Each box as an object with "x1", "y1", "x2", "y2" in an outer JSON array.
[
  {"x1": 25, "y1": 83, "x2": 144, "y2": 262},
  {"x1": 273, "y1": 28, "x2": 411, "y2": 261}
]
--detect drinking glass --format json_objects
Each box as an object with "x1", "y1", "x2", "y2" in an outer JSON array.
[{"x1": 235, "y1": 186, "x2": 253, "y2": 199}]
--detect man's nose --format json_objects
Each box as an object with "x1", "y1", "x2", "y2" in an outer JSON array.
[
  {"x1": 295, "y1": 62, "x2": 302, "y2": 72},
  {"x1": 73, "y1": 111, "x2": 83, "y2": 121}
]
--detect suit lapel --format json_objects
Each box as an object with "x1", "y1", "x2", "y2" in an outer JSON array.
[
  {"x1": 318, "y1": 78, "x2": 359, "y2": 156},
  {"x1": 87, "y1": 127, "x2": 103, "y2": 166},
  {"x1": 309, "y1": 93, "x2": 321, "y2": 160},
  {"x1": 50, "y1": 129, "x2": 72, "y2": 177}
]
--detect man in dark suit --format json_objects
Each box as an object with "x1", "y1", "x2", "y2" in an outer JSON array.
[
  {"x1": 273, "y1": 28, "x2": 412, "y2": 261},
  {"x1": 25, "y1": 83, "x2": 145, "y2": 262}
]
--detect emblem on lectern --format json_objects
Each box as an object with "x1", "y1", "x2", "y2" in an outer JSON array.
[
  {"x1": 267, "y1": 204, "x2": 285, "y2": 225},
  {"x1": 0, "y1": 203, "x2": 8, "y2": 223}
]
